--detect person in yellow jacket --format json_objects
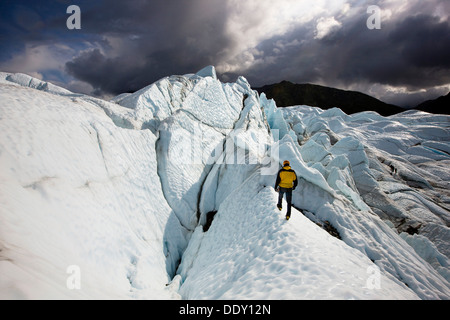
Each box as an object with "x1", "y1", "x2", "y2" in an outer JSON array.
[{"x1": 275, "y1": 160, "x2": 298, "y2": 220}]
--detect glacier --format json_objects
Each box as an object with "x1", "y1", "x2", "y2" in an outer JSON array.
[{"x1": 0, "y1": 67, "x2": 449, "y2": 300}]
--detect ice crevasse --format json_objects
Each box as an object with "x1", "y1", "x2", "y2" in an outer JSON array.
[{"x1": 0, "y1": 67, "x2": 449, "y2": 299}]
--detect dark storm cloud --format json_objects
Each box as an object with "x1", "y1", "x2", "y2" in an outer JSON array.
[
  {"x1": 239, "y1": 4, "x2": 450, "y2": 106},
  {"x1": 332, "y1": 13, "x2": 450, "y2": 89},
  {"x1": 391, "y1": 15, "x2": 450, "y2": 69},
  {"x1": 1, "y1": 0, "x2": 449, "y2": 106},
  {"x1": 65, "y1": 0, "x2": 233, "y2": 94}
]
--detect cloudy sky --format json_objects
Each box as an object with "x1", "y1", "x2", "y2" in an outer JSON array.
[{"x1": 1, "y1": 0, "x2": 449, "y2": 107}]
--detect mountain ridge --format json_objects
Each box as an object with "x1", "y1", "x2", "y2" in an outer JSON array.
[
  {"x1": 255, "y1": 81, "x2": 404, "y2": 116},
  {"x1": 415, "y1": 92, "x2": 450, "y2": 115}
]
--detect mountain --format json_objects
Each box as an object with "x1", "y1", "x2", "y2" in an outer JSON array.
[
  {"x1": 0, "y1": 68, "x2": 449, "y2": 300},
  {"x1": 415, "y1": 92, "x2": 450, "y2": 115},
  {"x1": 255, "y1": 81, "x2": 404, "y2": 116}
]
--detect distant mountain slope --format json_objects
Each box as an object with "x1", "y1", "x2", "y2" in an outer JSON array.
[
  {"x1": 255, "y1": 81, "x2": 404, "y2": 116},
  {"x1": 415, "y1": 92, "x2": 450, "y2": 115}
]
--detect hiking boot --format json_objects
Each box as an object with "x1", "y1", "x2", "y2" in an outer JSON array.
[{"x1": 277, "y1": 204, "x2": 282, "y2": 211}]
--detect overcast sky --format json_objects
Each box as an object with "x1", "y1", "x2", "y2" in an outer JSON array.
[{"x1": 1, "y1": 0, "x2": 449, "y2": 107}]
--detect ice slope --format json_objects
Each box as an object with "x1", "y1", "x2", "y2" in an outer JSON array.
[
  {"x1": 1, "y1": 67, "x2": 449, "y2": 300},
  {"x1": 279, "y1": 106, "x2": 450, "y2": 278},
  {"x1": 177, "y1": 114, "x2": 449, "y2": 299},
  {"x1": 0, "y1": 67, "x2": 269, "y2": 299},
  {"x1": 274, "y1": 106, "x2": 450, "y2": 292},
  {"x1": 177, "y1": 95, "x2": 450, "y2": 299},
  {"x1": 178, "y1": 172, "x2": 418, "y2": 300},
  {"x1": 0, "y1": 74, "x2": 186, "y2": 299}
]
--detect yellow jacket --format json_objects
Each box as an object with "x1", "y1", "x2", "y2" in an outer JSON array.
[{"x1": 275, "y1": 166, "x2": 298, "y2": 189}]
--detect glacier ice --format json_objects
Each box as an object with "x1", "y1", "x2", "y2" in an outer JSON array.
[{"x1": 0, "y1": 68, "x2": 449, "y2": 300}]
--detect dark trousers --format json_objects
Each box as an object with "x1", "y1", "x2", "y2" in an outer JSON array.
[{"x1": 278, "y1": 187, "x2": 293, "y2": 217}]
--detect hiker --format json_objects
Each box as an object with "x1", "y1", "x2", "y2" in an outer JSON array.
[{"x1": 275, "y1": 160, "x2": 298, "y2": 220}]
